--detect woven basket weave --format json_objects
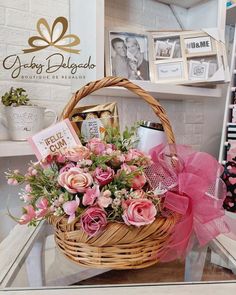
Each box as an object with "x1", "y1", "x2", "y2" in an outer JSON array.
[{"x1": 50, "y1": 76, "x2": 178, "y2": 269}]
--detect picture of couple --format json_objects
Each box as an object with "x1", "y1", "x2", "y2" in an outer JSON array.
[{"x1": 109, "y1": 32, "x2": 150, "y2": 81}]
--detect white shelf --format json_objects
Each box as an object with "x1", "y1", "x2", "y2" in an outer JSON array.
[
  {"x1": 0, "y1": 141, "x2": 34, "y2": 157},
  {"x1": 159, "y1": 0, "x2": 205, "y2": 8},
  {"x1": 227, "y1": 4, "x2": 236, "y2": 25},
  {"x1": 91, "y1": 81, "x2": 222, "y2": 100},
  {"x1": 213, "y1": 234, "x2": 236, "y2": 270}
]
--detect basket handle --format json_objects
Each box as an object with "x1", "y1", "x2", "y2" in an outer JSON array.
[{"x1": 60, "y1": 76, "x2": 175, "y2": 144}]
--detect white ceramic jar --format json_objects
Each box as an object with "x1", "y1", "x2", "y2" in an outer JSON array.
[
  {"x1": 137, "y1": 121, "x2": 167, "y2": 154},
  {"x1": 1, "y1": 106, "x2": 57, "y2": 141}
]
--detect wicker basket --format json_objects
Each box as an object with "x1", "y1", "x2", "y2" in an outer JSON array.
[{"x1": 50, "y1": 76, "x2": 178, "y2": 269}]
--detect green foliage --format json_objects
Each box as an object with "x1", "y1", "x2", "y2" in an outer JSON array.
[
  {"x1": 90, "y1": 154, "x2": 113, "y2": 170},
  {"x1": 105, "y1": 167, "x2": 143, "y2": 192},
  {"x1": 105, "y1": 122, "x2": 141, "y2": 151},
  {"x1": 1, "y1": 87, "x2": 30, "y2": 107}
]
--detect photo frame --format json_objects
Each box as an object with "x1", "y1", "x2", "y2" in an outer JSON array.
[
  {"x1": 155, "y1": 59, "x2": 185, "y2": 81},
  {"x1": 155, "y1": 39, "x2": 176, "y2": 59},
  {"x1": 149, "y1": 30, "x2": 227, "y2": 85},
  {"x1": 188, "y1": 60, "x2": 209, "y2": 80},
  {"x1": 106, "y1": 30, "x2": 151, "y2": 81},
  {"x1": 184, "y1": 36, "x2": 212, "y2": 55}
]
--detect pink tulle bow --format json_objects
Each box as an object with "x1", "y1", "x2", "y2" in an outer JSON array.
[{"x1": 147, "y1": 144, "x2": 230, "y2": 262}]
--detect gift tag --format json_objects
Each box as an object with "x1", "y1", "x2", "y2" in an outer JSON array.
[
  {"x1": 81, "y1": 118, "x2": 106, "y2": 141},
  {"x1": 28, "y1": 119, "x2": 81, "y2": 160}
]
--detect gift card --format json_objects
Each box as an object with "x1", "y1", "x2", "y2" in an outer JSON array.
[{"x1": 28, "y1": 119, "x2": 81, "y2": 160}]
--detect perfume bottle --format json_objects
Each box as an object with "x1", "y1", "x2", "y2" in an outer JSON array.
[{"x1": 137, "y1": 121, "x2": 167, "y2": 154}]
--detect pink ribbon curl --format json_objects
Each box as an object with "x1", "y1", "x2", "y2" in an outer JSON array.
[{"x1": 147, "y1": 144, "x2": 231, "y2": 262}]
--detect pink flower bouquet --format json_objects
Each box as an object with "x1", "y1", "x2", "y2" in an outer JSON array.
[
  {"x1": 6, "y1": 128, "x2": 163, "y2": 237},
  {"x1": 6, "y1": 125, "x2": 233, "y2": 263}
]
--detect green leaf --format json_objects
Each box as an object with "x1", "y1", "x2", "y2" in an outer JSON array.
[{"x1": 1, "y1": 87, "x2": 30, "y2": 107}]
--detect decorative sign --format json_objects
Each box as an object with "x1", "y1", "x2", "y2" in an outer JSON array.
[
  {"x1": 2, "y1": 16, "x2": 96, "y2": 82},
  {"x1": 28, "y1": 119, "x2": 81, "y2": 160},
  {"x1": 189, "y1": 60, "x2": 209, "y2": 80},
  {"x1": 157, "y1": 61, "x2": 184, "y2": 80},
  {"x1": 184, "y1": 36, "x2": 212, "y2": 54},
  {"x1": 81, "y1": 119, "x2": 106, "y2": 141}
]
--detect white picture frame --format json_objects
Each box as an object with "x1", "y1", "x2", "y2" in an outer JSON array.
[
  {"x1": 188, "y1": 60, "x2": 209, "y2": 80},
  {"x1": 155, "y1": 59, "x2": 185, "y2": 81},
  {"x1": 184, "y1": 36, "x2": 212, "y2": 54},
  {"x1": 106, "y1": 30, "x2": 151, "y2": 81},
  {"x1": 155, "y1": 39, "x2": 176, "y2": 59}
]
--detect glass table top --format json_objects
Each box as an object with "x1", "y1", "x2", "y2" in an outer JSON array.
[{"x1": 1, "y1": 221, "x2": 236, "y2": 289}]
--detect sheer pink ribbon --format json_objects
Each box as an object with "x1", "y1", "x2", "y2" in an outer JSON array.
[{"x1": 148, "y1": 144, "x2": 231, "y2": 262}]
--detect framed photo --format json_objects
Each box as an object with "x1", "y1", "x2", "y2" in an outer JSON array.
[
  {"x1": 184, "y1": 36, "x2": 212, "y2": 54},
  {"x1": 151, "y1": 35, "x2": 182, "y2": 61},
  {"x1": 149, "y1": 29, "x2": 227, "y2": 85},
  {"x1": 188, "y1": 60, "x2": 209, "y2": 80},
  {"x1": 155, "y1": 39, "x2": 176, "y2": 59},
  {"x1": 106, "y1": 31, "x2": 150, "y2": 81},
  {"x1": 155, "y1": 59, "x2": 185, "y2": 81}
]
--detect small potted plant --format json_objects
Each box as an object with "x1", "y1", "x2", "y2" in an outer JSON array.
[
  {"x1": 1, "y1": 87, "x2": 30, "y2": 107},
  {"x1": 1, "y1": 87, "x2": 57, "y2": 141}
]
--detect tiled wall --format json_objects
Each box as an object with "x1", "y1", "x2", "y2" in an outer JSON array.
[
  {"x1": 0, "y1": 0, "x2": 226, "y2": 240},
  {"x1": 105, "y1": 0, "x2": 181, "y2": 30},
  {"x1": 0, "y1": 0, "x2": 71, "y2": 140},
  {"x1": 0, "y1": 0, "x2": 71, "y2": 240}
]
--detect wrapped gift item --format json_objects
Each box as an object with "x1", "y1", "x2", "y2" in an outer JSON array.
[{"x1": 69, "y1": 102, "x2": 119, "y2": 141}]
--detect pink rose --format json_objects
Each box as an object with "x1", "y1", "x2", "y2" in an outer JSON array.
[
  {"x1": 63, "y1": 197, "x2": 80, "y2": 223},
  {"x1": 59, "y1": 162, "x2": 76, "y2": 174},
  {"x1": 86, "y1": 138, "x2": 107, "y2": 155},
  {"x1": 122, "y1": 199, "x2": 157, "y2": 227},
  {"x1": 80, "y1": 207, "x2": 107, "y2": 236},
  {"x1": 125, "y1": 149, "x2": 152, "y2": 166},
  {"x1": 65, "y1": 146, "x2": 91, "y2": 162},
  {"x1": 58, "y1": 167, "x2": 93, "y2": 193},
  {"x1": 94, "y1": 167, "x2": 114, "y2": 186},
  {"x1": 119, "y1": 164, "x2": 146, "y2": 189},
  {"x1": 131, "y1": 174, "x2": 146, "y2": 189},
  {"x1": 125, "y1": 149, "x2": 145, "y2": 161},
  {"x1": 19, "y1": 205, "x2": 36, "y2": 225},
  {"x1": 82, "y1": 185, "x2": 100, "y2": 206}
]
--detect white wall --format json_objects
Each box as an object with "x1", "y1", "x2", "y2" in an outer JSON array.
[
  {"x1": 0, "y1": 0, "x2": 226, "y2": 240},
  {"x1": 104, "y1": 0, "x2": 226, "y2": 154},
  {"x1": 0, "y1": 0, "x2": 71, "y2": 241}
]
